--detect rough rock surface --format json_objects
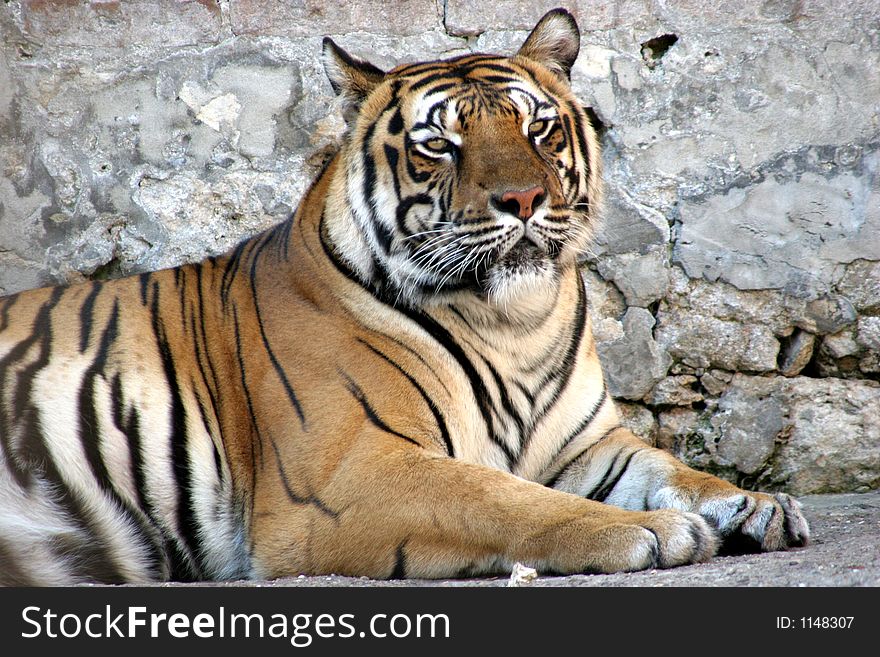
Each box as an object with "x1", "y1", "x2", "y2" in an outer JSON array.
[
  {"x1": 656, "y1": 375, "x2": 880, "y2": 494},
  {"x1": 1, "y1": 1, "x2": 878, "y2": 494}
]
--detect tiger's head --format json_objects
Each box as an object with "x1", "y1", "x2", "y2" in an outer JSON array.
[{"x1": 322, "y1": 9, "x2": 602, "y2": 309}]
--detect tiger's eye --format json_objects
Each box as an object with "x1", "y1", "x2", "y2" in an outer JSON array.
[
  {"x1": 423, "y1": 138, "x2": 452, "y2": 153},
  {"x1": 528, "y1": 119, "x2": 553, "y2": 138}
]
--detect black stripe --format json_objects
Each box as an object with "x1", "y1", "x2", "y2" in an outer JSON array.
[
  {"x1": 398, "y1": 308, "x2": 514, "y2": 464},
  {"x1": 189, "y1": 311, "x2": 224, "y2": 480},
  {"x1": 266, "y1": 435, "x2": 340, "y2": 521},
  {"x1": 410, "y1": 120, "x2": 439, "y2": 133},
  {"x1": 449, "y1": 306, "x2": 477, "y2": 333},
  {"x1": 544, "y1": 424, "x2": 619, "y2": 489},
  {"x1": 192, "y1": 384, "x2": 223, "y2": 482},
  {"x1": 592, "y1": 449, "x2": 643, "y2": 502},
  {"x1": 396, "y1": 193, "x2": 433, "y2": 237},
  {"x1": 458, "y1": 224, "x2": 506, "y2": 239},
  {"x1": 340, "y1": 370, "x2": 422, "y2": 447},
  {"x1": 409, "y1": 70, "x2": 465, "y2": 93},
  {"x1": 232, "y1": 302, "x2": 263, "y2": 471},
  {"x1": 0, "y1": 287, "x2": 65, "y2": 488},
  {"x1": 530, "y1": 279, "x2": 587, "y2": 426},
  {"x1": 308, "y1": 495, "x2": 341, "y2": 521},
  {"x1": 230, "y1": 302, "x2": 262, "y2": 555},
  {"x1": 44, "y1": 513, "x2": 124, "y2": 584},
  {"x1": 110, "y1": 374, "x2": 172, "y2": 580},
  {"x1": 138, "y1": 273, "x2": 150, "y2": 306},
  {"x1": 248, "y1": 235, "x2": 307, "y2": 429},
  {"x1": 556, "y1": 277, "x2": 587, "y2": 385},
  {"x1": 556, "y1": 383, "x2": 607, "y2": 454},
  {"x1": 393, "y1": 59, "x2": 448, "y2": 76},
  {"x1": 78, "y1": 281, "x2": 103, "y2": 353},
  {"x1": 388, "y1": 108, "x2": 403, "y2": 135},
  {"x1": 150, "y1": 281, "x2": 202, "y2": 580},
  {"x1": 318, "y1": 208, "x2": 386, "y2": 298},
  {"x1": 384, "y1": 143, "x2": 402, "y2": 200},
  {"x1": 276, "y1": 215, "x2": 295, "y2": 261},
  {"x1": 176, "y1": 266, "x2": 188, "y2": 330},
  {"x1": 193, "y1": 263, "x2": 224, "y2": 413},
  {"x1": 361, "y1": 114, "x2": 396, "y2": 255},
  {"x1": 481, "y1": 355, "x2": 524, "y2": 450},
  {"x1": 400, "y1": 54, "x2": 499, "y2": 77},
  {"x1": 220, "y1": 239, "x2": 249, "y2": 308},
  {"x1": 404, "y1": 58, "x2": 514, "y2": 93},
  {"x1": 319, "y1": 215, "x2": 449, "y2": 394},
  {"x1": 389, "y1": 541, "x2": 407, "y2": 579},
  {"x1": 409, "y1": 81, "x2": 461, "y2": 98},
  {"x1": 499, "y1": 59, "x2": 548, "y2": 96},
  {"x1": 337, "y1": 90, "x2": 405, "y2": 297},
  {"x1": 373, "y1": 219, "x2": 395, "y2": 255},
  {"x1": 357, "y1": 338, "x2": 454, "y2": 456},
  {"x1": 189, "y1": 300, "x2": 218, "y2": 409},
  {"x1": 514, "y1": 380, "x2": 535, "y2": 407},
  {"x1": 563, "y1": 107, "x2": 592, "y2": 193},
  {"x1": 459, "y1": 61, "x2": 518, "y2": 76},
  {"x1": 78, "y1": 302, "x2": 164, "y2": 578},
  {"x1": 110, "y1": 376, "x2": 143, "y2": 501},
  {"x1": 0, "y1": 293, "x2": 18, "y2": 331},
  {"x1": 570, "y1": 103, "x2": 593, "y2": 176},
  {"x1": 297, "y1": 206, "x2": 322, "y2": 263},
  {"x1": 376, "y1": 330, "x2": 452, "y2": 398},
  {"x1": 477, "y1": 74, "x2": 526, "y2": 85}
]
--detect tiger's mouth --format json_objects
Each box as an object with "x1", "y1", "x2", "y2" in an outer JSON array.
[
  {"x1": 468, "y1": 236, "x2": 558, "y2": 300},
  {"x1": 414, "y1": 220, "x2": 567, "y2": 297},
  {"x1": 495, "y1": 239, "x2": 548, "y2": 271}
]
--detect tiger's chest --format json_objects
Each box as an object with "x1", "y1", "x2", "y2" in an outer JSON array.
[
  {"x1": 365, "y1": 274, "x2": 605, "y2": 483},
  {"x1": 432, "y1": 325, "x2": 598, "y2": 479}
]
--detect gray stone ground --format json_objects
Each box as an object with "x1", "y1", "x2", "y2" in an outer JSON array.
[{"x1": 167, "y1": 491, "x2": 878, "y2": 587}]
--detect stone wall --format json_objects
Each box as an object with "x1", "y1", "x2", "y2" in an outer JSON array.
[{"x1": 1, "y1": 1, "x2": 878, "y2": 494}]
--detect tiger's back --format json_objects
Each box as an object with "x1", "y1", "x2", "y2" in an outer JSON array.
[{"x1": 0, "y1": 262, "x2": 254, "y2": 584}]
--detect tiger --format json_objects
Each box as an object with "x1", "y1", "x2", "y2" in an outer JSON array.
[{"x1": 0, "y1": 9, "x2": 809, "y2": 585}]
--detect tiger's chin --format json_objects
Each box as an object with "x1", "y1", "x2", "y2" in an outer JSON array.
[{"x1": 483, "y1": 247, "x2": 559, "y2": 309}]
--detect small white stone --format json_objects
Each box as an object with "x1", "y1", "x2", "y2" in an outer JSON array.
[{"x1": 507, "y1": 563, "x2": 538, "y2": 587}]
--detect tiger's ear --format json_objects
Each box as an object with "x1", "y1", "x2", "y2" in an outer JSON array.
[
  {"x1": 517, "y1": 9, "x2": 580, "y2": 80},
  {"x1": 322, "y1": 38, "x2": 386, "y2": 122}
]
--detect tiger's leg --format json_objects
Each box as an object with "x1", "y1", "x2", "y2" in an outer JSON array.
[
  {"x1": 254, "y1": 438, "x2": 719, "y2": 579},
  {"x1": 549, "y1": 427, "x2": 809, "y2": 553}
]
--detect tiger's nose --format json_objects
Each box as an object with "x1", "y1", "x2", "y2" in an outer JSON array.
[{"x1": 492, "y1": 186, "x2": 546, "y2": 220}]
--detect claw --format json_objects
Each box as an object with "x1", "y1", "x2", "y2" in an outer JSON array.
[
  {"x1": 700, "y1": 491, "x2": 810, "y2": 554},
  {"x1": 775, "y1": 493, "x2": 810, "y2": 547}
]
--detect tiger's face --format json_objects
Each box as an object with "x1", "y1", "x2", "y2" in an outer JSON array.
[{"x1": 324, "y1": 11, "x2": 601, "y2": 307}]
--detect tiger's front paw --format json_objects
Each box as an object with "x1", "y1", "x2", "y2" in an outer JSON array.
[
  {"x1": 697, "y1": 491, "x2": 810, "y2": 553},
  {"x1": 636, "y1": 509, "x2": 719, "y2": 568},
  {"x1": 564, "y1": 508, "x2": 718, "y2": 573}
]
